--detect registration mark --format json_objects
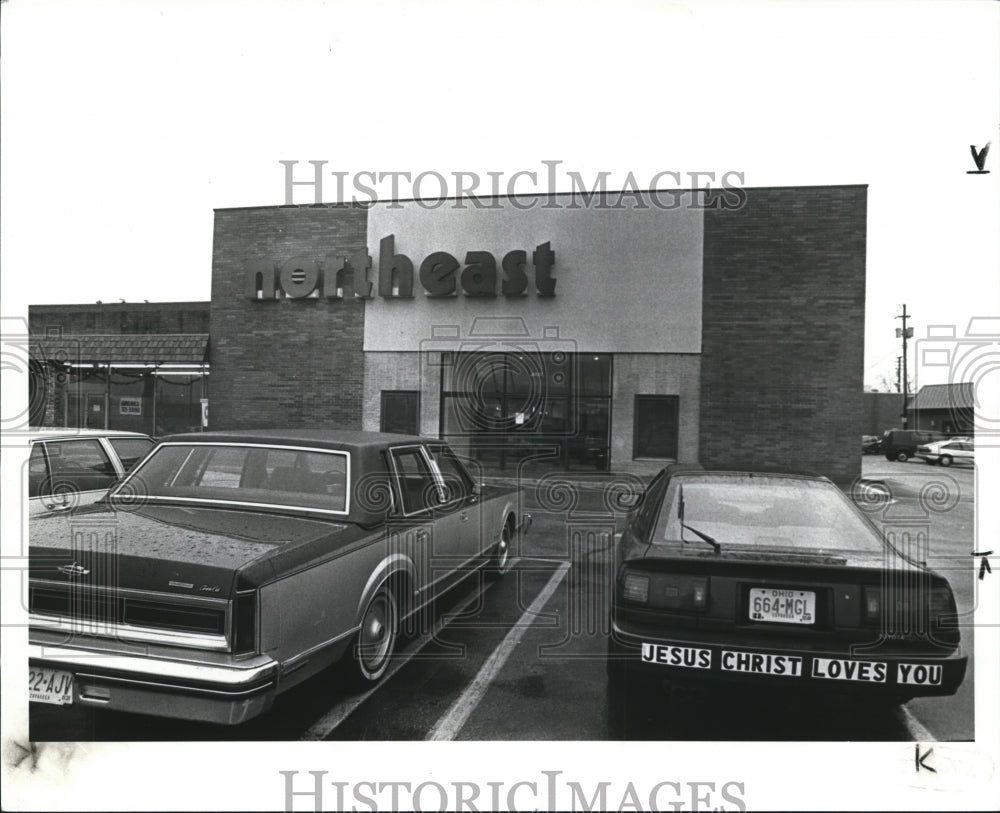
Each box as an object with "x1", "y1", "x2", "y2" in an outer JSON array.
[
  {"x1": 28, "y1": 667, "x2": 74, "y2": 705},
  {"x1": 749, "y1": 588, "x2": 815, "y2": 625}
]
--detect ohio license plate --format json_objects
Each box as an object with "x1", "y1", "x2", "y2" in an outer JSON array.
[
  {"x1": 28, "y1": 667, "x2": 74, "y2": 705},
  {"x1": 749, "y1": 588, "x2": 815, "y2": 625}
]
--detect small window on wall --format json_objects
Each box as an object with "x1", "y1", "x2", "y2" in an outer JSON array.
[
  {"x1": 381, "y1": 391, "x2": 419, "y2": 436},
  {"x1": 633, "y1": 395, "x2": 679, "y2": 459}
]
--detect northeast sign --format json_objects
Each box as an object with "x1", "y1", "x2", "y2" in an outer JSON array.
[{"x1": 245, "y1": 235, "x2": 556, "y2": 301}]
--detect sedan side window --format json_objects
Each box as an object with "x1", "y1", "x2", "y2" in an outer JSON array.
[
  {"x1": 46, "y1": 439, "x2": 118, "y2": 494},
  {"x1": 391, "y1": 447, "x2": 442, "y2": 514},
  {"x1": 29, "y1": 444, "x2": 51, "y2": 498}
]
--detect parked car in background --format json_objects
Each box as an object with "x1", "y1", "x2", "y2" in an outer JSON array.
[
  {"x1": 915, "y1": 439, "x2": 974, "y2": 467},
  {"x1": 28, "y1": 430, "x2": 531, "y2": 725},
  {"x1": 880, "y1": 429, "x2": 946, "y2": 462},
  {"x1": 861, "y1": 435, "x2": 881, "y2": 455},
  {"x1": 28, "y1": 429, "x2": 156, "y2": 516},
  {"x1": 607, "y1": 465, "x2": 967, "y2": 714}
]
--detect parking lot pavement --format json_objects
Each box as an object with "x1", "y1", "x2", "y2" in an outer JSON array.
[{"x1": 29, "y1": 456, "x2": 976, "y2": 742}]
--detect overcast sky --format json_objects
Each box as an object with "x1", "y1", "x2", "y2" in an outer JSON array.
[{"x1": 3, "y1": 1, "x2": 998, "y2": 391}]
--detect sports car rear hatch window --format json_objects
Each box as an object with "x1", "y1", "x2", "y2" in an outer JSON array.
[{"x1": 654, "y1": 474, "x2": 883, "y2": 554}]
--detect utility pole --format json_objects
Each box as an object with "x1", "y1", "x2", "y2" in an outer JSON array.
[
  {"x1": 896, "y1": 305, "x2": 913, "y2": 427},
  {"x1": 895, "y1": 356, "x2": 902, "y2": 393}
]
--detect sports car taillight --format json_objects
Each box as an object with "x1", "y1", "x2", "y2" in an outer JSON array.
[
  {"x1": 928, "y1": 584, "x2": 960, "y2": 646},
  {"x1": 620, "y1": 570, "x2": 709, "y2": 610},
  {"x1": 863, "y1": 583, "x2": 959, "y2": 646},
  {"x1": 232, "y1": 589, "x2": 258, "y2": 655},
  {"x1": 622, "y1": 572, "x2": 650, "y2": 603},
  {"x1": 863, "y1": 586, "x2": 881, "y2": 623}
]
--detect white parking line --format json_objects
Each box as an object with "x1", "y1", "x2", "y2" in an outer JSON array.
[
  {"x1": 896, "y1": 704, "x2": 938, "y2": 742},
  {"x1": 299, "y1": 575, "x2": 501, "y2": 741},
  {"x1": 425, "y1": 561, "x2": 571, "y2": 741}
]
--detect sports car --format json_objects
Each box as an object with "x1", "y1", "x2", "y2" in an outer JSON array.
[{"x1": 608, "y1": 465, "x2": 966, "y2": 708}]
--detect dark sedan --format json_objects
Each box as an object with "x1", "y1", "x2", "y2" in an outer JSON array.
[
  {"x1": 28, "y1": 430, "x2": 530, "y2": 725},
  {"x1": 608, "y1": 465, "x2": 967, "y2": 708}
]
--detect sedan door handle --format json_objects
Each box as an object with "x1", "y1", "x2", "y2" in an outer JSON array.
[{"x1": 460, "y1": 511, "x2": 469, "y2": 522}]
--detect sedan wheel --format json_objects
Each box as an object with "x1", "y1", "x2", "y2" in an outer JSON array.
[
  {"x1": 354, "y1": 586, "x2": 398, "y2": 683},
  {"x1": 488, "y1": 523, "x2": 515, "y2": 579},
  {"x1": 940, "y1": 455, "x2": 953, "y2": 467}
]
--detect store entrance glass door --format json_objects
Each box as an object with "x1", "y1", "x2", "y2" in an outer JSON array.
[{"x1": 440, "y1": 352, "x2": 611, "y2": 473}]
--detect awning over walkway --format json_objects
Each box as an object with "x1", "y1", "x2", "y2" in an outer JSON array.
[{"x1": 31, "y1": 334, "x2": 209, "y2": 365}]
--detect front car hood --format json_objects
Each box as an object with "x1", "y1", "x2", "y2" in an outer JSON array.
[{"x1": 29, "y1": 502, "x2": 349, "y2": 597}]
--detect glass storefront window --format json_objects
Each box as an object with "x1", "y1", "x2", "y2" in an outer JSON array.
[
  {"x1": 56, "y1": 367, "x2": 207, "y2": 435},
  {"x1": 155, "y1": 374, "x2": 207, "y2": 435},
  {"x1": 441, "y1": 352, "x2": 611, "y2": 472}
]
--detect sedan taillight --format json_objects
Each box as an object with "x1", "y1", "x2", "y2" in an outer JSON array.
[{"x1": 232, "y1": 589, "x2": 258, "y2": 655}]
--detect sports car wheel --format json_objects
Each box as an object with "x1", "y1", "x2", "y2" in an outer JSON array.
[
  {"x1": 353, "y1": 586, "x2": 398, "y2": 683},
  {"x1": 940, "y1": 455, "x2": 953, "y2": 467}
]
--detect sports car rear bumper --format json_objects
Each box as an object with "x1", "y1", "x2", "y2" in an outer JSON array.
[{"x1": 610, "y1": 622, "x2": 968, "y2": 698}]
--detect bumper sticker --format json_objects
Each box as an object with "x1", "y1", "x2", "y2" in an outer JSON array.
[
  {"x1": 720, "y1": 650, "x2": 803, "y2": 677},
  {"x1": 812, "y1": 657, "x2": 887, "y2": 683},
  {"x1": 641, "y1": 643, "x2": 712, "y2": 669},
  {"x1": 897, "y1": 663, "x2": 943, "y2": 686}
]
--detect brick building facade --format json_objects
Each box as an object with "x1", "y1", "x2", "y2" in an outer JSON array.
[{"x1": 210, "y1": 185, "x2": 868, "y2": 482}]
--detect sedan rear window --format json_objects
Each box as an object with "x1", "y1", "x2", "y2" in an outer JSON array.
[
  {"x1": 114, "y1": 443, "x2": 350, "y2": 514},
  {"x1": 654, "y1": 474, "x2": 883, "y2": 553}
]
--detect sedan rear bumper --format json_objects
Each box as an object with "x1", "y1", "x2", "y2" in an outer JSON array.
[
  {"x1": 29, "y1": 643, "x2": 279, "y2": 725},
  {"x1": 610, "y1": 622, "x2": 968, "y2": 699}
]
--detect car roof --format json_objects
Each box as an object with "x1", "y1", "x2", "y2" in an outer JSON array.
[
  {"x1": 28, "y1": 428, "x2": 153, "y2": 441},
  {"x1": 660, "y1": 462, "x2": 832, "y2": 483},
  {"x1": 157, "y1": 428, "x2": 434, "y2": 453}
]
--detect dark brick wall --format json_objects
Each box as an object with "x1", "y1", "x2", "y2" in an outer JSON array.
[
  {"x1": 863, "y1": 391, "x2": 904, "y2": 436},
  {"x1": 29, "y1": 302, "x2": 209, "y2": 335},
  {"x1": 210, "y1": 205, "x2": 368, "y2": 430},
  {"x1": 699, "y1": 186, "x2": 867, "y2": 483}
]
